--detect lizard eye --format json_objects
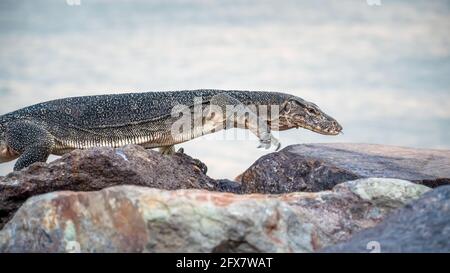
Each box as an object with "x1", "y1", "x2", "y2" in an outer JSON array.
[{"x1": 307, "y1": 107, "x2": 320, "y2": 115}]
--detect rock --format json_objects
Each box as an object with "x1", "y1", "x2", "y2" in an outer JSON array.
[
  {"x1": 0, "y1": 145, "x2": 220, "y2": 229},
  {"x1": 323, "y1": 185, "x2": 450, "y2": 253},
  {"x1": 0, "y1": 143, "x2": 444, "y2": 252},
  {"x1": 239, "y1": 143, "x2": 450, "y2": 193},
  {"x1": 214, "y1": 179, "x2": 242, "y2": 194},
  {"x1": 340, "y1": 178, "x2": 432, "y2": 209},
  {"x1": 0, "y1": 178, "x2": 429, "y2": 253}
]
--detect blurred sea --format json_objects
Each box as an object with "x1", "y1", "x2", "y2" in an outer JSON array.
[{"x1": 0, "y1": 0, "x2": 449, "y2": 179}]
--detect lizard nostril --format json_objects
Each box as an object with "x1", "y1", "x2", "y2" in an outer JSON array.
[{"x1": 332, "y1": 121, "x2": 341, "y2": 130}]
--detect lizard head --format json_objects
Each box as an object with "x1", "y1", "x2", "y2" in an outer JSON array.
[{"x1": 278, "y1": 96, "x2": 342, "y2": 135}]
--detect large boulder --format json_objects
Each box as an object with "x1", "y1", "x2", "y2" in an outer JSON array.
[
  {"x1": 323, "y1": 185, "x2": 450, "y2": 253},
  {"x1": 0, "y1": 178, "x2": 429, "y2": 253},
  {"x1": 0, "y1": 145, "x2": 223, "y2": 228},
  {"x1": 238, "y1": 143, "x2": 450, "y2": 193}
]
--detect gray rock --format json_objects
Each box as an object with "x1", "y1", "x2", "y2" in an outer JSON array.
[
  {"x1": 239, "y1": 143, "x2": 450, "y2": 193},
  {"x1": 0, "y1": 145, "x2": 219, "y2": 229},
  {"x1": 0, "y1": 178, "x2": 429, "y2": 253},
  {"x1": 323, "y1": 185, "x2": 450, "y2": 253}
]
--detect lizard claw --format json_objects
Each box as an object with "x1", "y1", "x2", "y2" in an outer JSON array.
[
  {"x1": 274, "y1": 139, "x2": 281, "y2": 151},
  {"x1": 257, "y1": 142, "x2": 270, "y2": 149},
  {"x1": 257, "y1": 132, "x2": 281, "y2": 151}
]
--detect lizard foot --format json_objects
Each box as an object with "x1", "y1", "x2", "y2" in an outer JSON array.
[{"x1": 257, "y1": 133, "x2": 281, "y2": 151}]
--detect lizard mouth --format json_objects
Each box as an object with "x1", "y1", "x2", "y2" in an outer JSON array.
[
  {"x1": 313, "y1": 127, "x2": 341, "y2": 135},
  {"x1": 0, "y1": 143, "x2": 19, "y2": 163},
  {"x1": 297, "y1": 120, "x2": 343, "y2": 136}
]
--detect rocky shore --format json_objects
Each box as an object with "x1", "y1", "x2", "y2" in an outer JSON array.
[{"x1": 0, "y1": 143, "x2": 449, "y2": 252}]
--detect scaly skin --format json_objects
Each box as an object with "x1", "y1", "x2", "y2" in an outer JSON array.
[{"x1": 0, "y1": 89, "x2": 342, "y2": 171}]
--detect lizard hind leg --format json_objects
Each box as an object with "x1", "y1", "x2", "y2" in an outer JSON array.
[
  {"x1": 4, "y1": 120, "x2": 54, "y2": 171},
  {"x1": 14, "y1": 146, "x2": 52, "y2": 171}
]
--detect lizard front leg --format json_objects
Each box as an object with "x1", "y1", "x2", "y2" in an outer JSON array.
[
  {"x1": 4, "y1": 120, "x2": 54, "y2": 171},
  {"x1": 208, "y1": 93, "x2": 281, "y2": 150}
]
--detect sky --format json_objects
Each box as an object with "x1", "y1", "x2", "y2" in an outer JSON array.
[{"x1": 0, "y1": 0, "x2": 449, "y2": 179}]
